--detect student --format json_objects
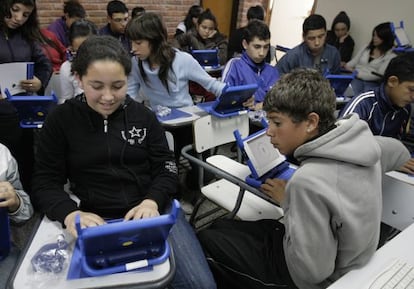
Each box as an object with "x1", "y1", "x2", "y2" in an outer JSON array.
[
  {"x1": 344, "y1": 22, "x2": 396, "y2": 95},
  {"x1": 227, "y1": 5, "x2": 265, "y2": 61},
  {"x1": 99, "y1": 0, "x2": 131, "y2": 53},
  {"x1": 0, "y1": 142, "x2": 34, "y2": 288},
  {"x1": 131, "y1": 6, "x2": 145, "y2": 19},
  {"x1": 276, "y1": 14, "x2": 341, "y2": 75},
  {"x1": 47, "y1": 0, "x2": 86, "y2": 47},
  {"x1": 59, "y1": 19, "x2": 97, "y2": 104},
  {"x1": 126, "y1": 12, "x2": 226, "y2": 107},
  {"x1": 197, "y1": 68, "x2": 410, "y2": 289},
  {"x1": 40, "y1": 28, "x2": 67, "y2": 72},
  {"x1": 173, "y1": 9, "x2": 228, "y2": 66},
  {"x1": 174, "y1": 4, "x2": 203, "y2": 38},
  {"x1": 0, "y1": 0, "x2": 52, "y2": 95},
  {"x1": 340, "y1": 52, "x2": 414, "y2": 174},
  {"x1": 222, "y1": 19, "x2": 279, "y2": 111},
  {"x1": 31, "y1": 35, "x2": 216, "y2": 289},
  {"x1": 326, "y1": 11, "x2": 355, "y2": 67}
]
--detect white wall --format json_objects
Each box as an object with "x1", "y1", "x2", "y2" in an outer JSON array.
[{"x1": 316, "y1": 0, "x2": 414, "y2": 57}]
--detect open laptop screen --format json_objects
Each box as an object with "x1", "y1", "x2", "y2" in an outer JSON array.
[
  {"x1": 191, "y1": 49, "x2": 219, "y2": 68},
  {"x1": 243, "y1": 130, "x2": 286, "y2": 178}
]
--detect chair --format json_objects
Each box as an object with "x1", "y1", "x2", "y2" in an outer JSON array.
[
  {"x1": 391, "y1": 21, "x2": 414, "y2": 53},
  {"x1": 181, "y1": 114, "x2": 283, "y2": 230}
]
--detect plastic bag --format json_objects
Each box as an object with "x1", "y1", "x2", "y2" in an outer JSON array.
[{"x1": 31, "y1": 234, "x2": 69, "y2": 273}]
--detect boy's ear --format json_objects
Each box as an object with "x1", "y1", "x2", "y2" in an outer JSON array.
[
  {"x1": 242, "y1": 39, "x2": 248, "y2": 50},
  {"x1": 306, "y1": 112, "x2": 320, "y2": 133},
  {"x1": 387, "y1": 75, "x2": 399, "y2": 88}
]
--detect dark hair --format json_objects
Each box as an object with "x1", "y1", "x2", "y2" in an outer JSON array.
[
  {"x1": 243, "y1": 19, "x2": 270, "y2": 42},
  {"x1": 0, "y1": 0, "x2": 40, "y2": 43},
  {"x1": 125, "y1": 12, "x2": 176, "y2": 91},
  {"x1": 368, "y1": 22, "x2": 395, "y2": 54},
  {"x1": 303, "y1": 14, "x2": 327, "y2": 35},
  {"x1": 263, "y1": 68, "x2": 336, "y2": 134},
  {"x1": 71, "y1": 35, "x2": 131, "y2": 78},
  {"x1": 383, "y1": 52, "x2": 414, "y2": 83},
  {"x1": 131, "y1": 6, "x2": 145, "y2": 18},
  {"x1": 69, "y1": 19, "x2": 98, "y2": 44},
  {"x1": 330, "y1": 11, "x2": 350, "y2": 31},
  {"x1": 106, "y1": 0, "x2": 128, "y2": 16},
  {"x1": 197, "y1": 9, "x2": 217, "y2": 29},
  {"x1": 247, "y1": 5, "x2": 265, "y2": 21},
  {"x1": 63, "y1": 0, "x2": 86, "y2": 19},
  {"x1": 183, "y1": 5, "x2": 203, "y2": 31}
]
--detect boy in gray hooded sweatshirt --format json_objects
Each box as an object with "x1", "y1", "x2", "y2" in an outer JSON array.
[{"x1": 198, "y1": 68, "x2": 410, "y2": 289}]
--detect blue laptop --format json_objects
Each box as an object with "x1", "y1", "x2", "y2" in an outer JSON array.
[
  {"x1": 191, "y1": 49, "x2": 220, "y2": 69},
  {"x1": 72, "y1": 199, "x2": 180, "y2": 277},
  {"x1": 5, "y1": 88, "x2": 57, "y2": 128},
  {"x1": 234, "y1": 128, "x2": 295, "y2": 188},
  {"x1": 197, "y1": 83, "x2": 258, "y2": 118},
  {"x1": 325, "y1": 71, "x2": 356, "y2": 98}
]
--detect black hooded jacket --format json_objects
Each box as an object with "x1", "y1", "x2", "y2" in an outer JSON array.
[{"x1": 31, "y1": 95, "x2": 177, "y2": 225}]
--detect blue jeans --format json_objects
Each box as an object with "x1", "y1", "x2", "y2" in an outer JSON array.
[
  {"x1": 0, "y1": 245, "x2": 20, "y2": 288},
  {"x1": 169, "y1": 211, "x2": 216, "y2": 289},
  {"x1": 351, "y1": 78, "x2": 380, "y2": 96}
]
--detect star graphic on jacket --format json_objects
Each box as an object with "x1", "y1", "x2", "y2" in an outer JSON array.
[{"x1": 129, "y1": 126, "x2": 141, "y2": 138}]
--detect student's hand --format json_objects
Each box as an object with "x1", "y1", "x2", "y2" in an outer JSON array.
[
  {"x1": 242, "y1": 96, "x2": 255, "y2": 109},
  {"x1": 20, "y1": 76, "x2": 42, "y2": 93},
  {"x1": 339, "y1": 33, "x2": 349, "y2": 43},
  {"x1": 64, "y1": 210, "x2": 106, "y2": 237},
  {"x1": 0, "y1": 181, "x2": 20, "y2": 212},
  {"x1": 261, "y1": 178, "x2": 287, "y2": 205},
  {"x1": 398, "y1": 158, "x2": 414, "y2": 175},
  {"x1": 124, "y1": 199, "x2": 159, "y2": 220}
]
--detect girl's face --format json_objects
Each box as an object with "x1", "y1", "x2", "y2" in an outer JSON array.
[
  {"x1": 131, "y1": 39, "x2": 151, "y2": 61},
  {"x1": 266, "y1": 111, "x2": 309, "y2": 156},
  {"x1": 4, "y1": 3, "x2": 33, "y2": 29},
  {"x1": 77, "y1": 60, "x2": 127, "y2": 118},
  {"x1": 197, "y1": 19, "x2": 215, "y2": 39},
  {"x1": 334, "y1": 22, "x2": 348, "y2": 38},
  {"x1": 372, "y1": 30, "x2": 383, "y2": 47}
]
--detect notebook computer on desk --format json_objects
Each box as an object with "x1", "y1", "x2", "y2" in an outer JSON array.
[
  {"x1": 391, "y1": 21, "x2": 414, "y2": 53},
  {"x1": 4, "y1": 88, "x2": 57, "y2": 128},
  {"x1": 234, "y1": 128, "x2": 295, "y2": 188},
  {"x1": 197, "y1": 83, "x2": 258, "y2": 118},
  {"x1": 325, "y1": 71, "x2": 356, "y2": 99},
  {"x1": 191, "y1": 49, "x2": 220, "y2": 69},
  {"x1": 72, "y1": 199, "x2": 180, "y2": 277}
]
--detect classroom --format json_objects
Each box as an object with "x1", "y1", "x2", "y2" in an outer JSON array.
[{"x1": 1, "y1": 0, "x2": 414, "y2": 288}]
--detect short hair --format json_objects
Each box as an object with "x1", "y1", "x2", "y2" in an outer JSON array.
[
  {"x1": 197, "y1": 9, "x2": 217, "y2": 29},
  {"x1": 106, "y1": 0, "x2": 128, "y2": 16},
  {"x1": 303, "y1": 14, "x2": 326, "y2": 35},
  {"x1": 243, "y1": 19, "x2": 270, "y2": 42},
  {"x1": 263, "y1": 68, "x2": 336, "y2": 134},
  {"x1": 69, "y1": 19, "x2": 98, "y2": 44},
  {"x1": 71, "y1": 35, "x2": 132, "y2": 78},
  {"x1": 131, "y1": 6, "x2": 145, "y2": 18},
  {"x1": 247, "y1": 5, "x2": 265, "y2": 21},
  {"x1": 63, "y1": 0, "x2": 86, "y2": 19},
  {"x1": 383, "y1": 52, "x2": 414, "y2": 83}
]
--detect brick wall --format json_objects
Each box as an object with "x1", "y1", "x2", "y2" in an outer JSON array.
[{"x1": 36, "y1": 0, "x2": 268, "y2": 38}]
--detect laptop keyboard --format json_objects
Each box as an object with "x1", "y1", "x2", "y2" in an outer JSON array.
[{"x1": 368, "y1": 259, "x2": 414, "y2": 289}]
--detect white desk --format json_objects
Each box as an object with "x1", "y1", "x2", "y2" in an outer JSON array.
[
  {"x1": 327, "y1": 222, "x2": 414, "y2": 289},
  {"x1": 8, "y1": 216, "x2": 174, "y2": 289}
]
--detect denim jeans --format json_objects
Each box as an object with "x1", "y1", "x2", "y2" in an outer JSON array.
[
  {"x1": 351, "y1": 78, "x2": 380, "y2": 96},
  {"x1": 169, "y1": 211, "x2": 216, "y2": 289}
]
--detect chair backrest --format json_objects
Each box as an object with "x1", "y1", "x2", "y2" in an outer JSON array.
[
  {"x1": 391, "y1": 21, "x2": 412, "y2": 48},
  {"x1": 192, "y1": 114, "x2": 250, "y2": 153}
]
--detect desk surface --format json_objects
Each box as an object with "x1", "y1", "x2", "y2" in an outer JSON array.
[
  {"x1": 327, "y1": 222, "x2": 414, "y2": 289},
  {"x1": 8, "y1": 216, "x2": 173, "y2": 289},
  {"x1": 159, "y1": 105, "x2": 207, "y2": 127}
]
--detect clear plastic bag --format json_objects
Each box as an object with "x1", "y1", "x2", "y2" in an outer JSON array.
[{"x1": 31, "y1": 234, "x2": 69, "y2": 274}]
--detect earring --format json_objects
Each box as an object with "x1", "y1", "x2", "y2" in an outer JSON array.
[{"x1": 306, "y1": 128, "x2": 311, "y2": 133}]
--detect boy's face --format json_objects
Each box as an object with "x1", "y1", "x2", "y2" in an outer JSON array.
[
  {"x1": 387, "y1": 77, "x2": 414, "y2": 108},
  {"x1": 108, "y1": 12, "x2": 129, "y2": 34},
  {"x1": 266, "y1": 111, "x2": 309, "y2": 156},
  {"x1": 242, "y1": 37, "x2": 270, "y2": 64},
  {"x1": 303, "y1": 28, "x2": 326, "y2": 56}
]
